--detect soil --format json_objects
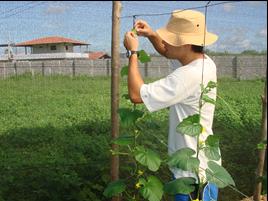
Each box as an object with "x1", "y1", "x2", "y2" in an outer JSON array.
[{"x1": 240, "y1": 195, "x2": 267, "y2": 201}]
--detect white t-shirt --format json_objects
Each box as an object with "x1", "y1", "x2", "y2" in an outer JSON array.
[{"x1": 140, "y1": 54, "x2": 221, "y2": 182}]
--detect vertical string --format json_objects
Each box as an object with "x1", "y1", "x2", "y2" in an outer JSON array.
[
  {"x1": 132, "y1": 15, "x2": 136, "y2": 28},
  {"x1": 201, "y1": 1, "x2": 211, "y2": 86}
]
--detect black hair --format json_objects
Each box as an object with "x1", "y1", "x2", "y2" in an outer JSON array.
[{"x1": 191, "y1": 45, "x2": 204, "y2": 53}]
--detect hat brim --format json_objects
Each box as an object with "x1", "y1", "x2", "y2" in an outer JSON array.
[{"x1": 156, "y1": 28, "x2": 218, "y2": 47}]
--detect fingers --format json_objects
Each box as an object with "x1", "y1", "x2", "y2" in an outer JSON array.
[
  {"x1": 125, "y1": 31, "x2": 136, "y2": 39},
  {"x1": 134, "y1": 19, "x2": 152, "y2": 37},
  {"x1": 134, "y1": 19, "x2": 147, "y2": 28},
  {"x1": 124, "y1": 31, "x2": 139, "y2": 51}
]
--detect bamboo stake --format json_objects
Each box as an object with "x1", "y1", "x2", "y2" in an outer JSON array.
[
  {"x1": 111, "y1": 1, "x2": 121, "y2": 201},
  {"x1": 253, "y1": 77, "x2": 267, "y2": 201}
]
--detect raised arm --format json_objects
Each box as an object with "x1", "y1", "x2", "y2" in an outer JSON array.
[
  {"x1": 123, "y1": 31, "x2": 144, "y2": 104},
  {"x1": 135, "y1": 20, "x2": 167, "y2": 57}
]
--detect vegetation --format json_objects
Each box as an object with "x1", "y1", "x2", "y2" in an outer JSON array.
[
  {"x1": 0, "y1": 74, "x2": 265, "y2": 201},
  {"x1": 205, "y1": 49, "x2": 267, "y2": 56}
]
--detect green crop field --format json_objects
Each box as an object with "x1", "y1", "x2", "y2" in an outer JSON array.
[{"x1": 0, "y1": 74, "x2": 265, "y2": 201}]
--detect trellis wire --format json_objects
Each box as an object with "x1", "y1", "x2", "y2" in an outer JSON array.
[{"x1": 120, "y1": 1, "x2": 243, "y2": 19}]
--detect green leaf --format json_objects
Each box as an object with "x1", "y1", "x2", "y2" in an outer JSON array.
[
  {"x1": 134, "y1": 146, "x2": 162, "y2": 172},
  {"x1": 139, "y1": 176, "x2": 163, "y2": 201},
  {"x1": 167, "y1": 148, "x2": 200, "y2": 171},
  {"x1": 206, "y1": 81, "x2": 217, "y2": 89},
  {"x1": 138, "y1": 50, "x2": 151, "y2": 63},
  {"x1": 164, "y1": 177, "x2": 196, "y2": 195},
  {"x1": 202, "y1": 95, "x2": 216, "y2": 105},
  {"x1": 131, "y1": 28, "x2": 137, "y2": 35},
  {"x1": 103, "y1": 180, "x2": 126, "y2": 197},
  {"x1": 257, "y1": 143, "x2": 267, "y2": 150},
  {"x1": 204, "y1": 135, "x2": 221, "y2": 161},
  {"x1": 120, "y1": 65, "x2": 128, "y2": 77},
  {"x1": 176, "y1": 114, "x2": 202, "y2": 136},
  {"x1": 206, "y1": 161, "x2": 235, "y2": 188},
  {"x1": 112, "y1": 135, "x2": 134, "y2": 146},
  {"x1": 122, "y1": 94, "x2": 130, "y2": 100},
  {"x1": 257, "y1": 140, "x2": 267, "y2": 150},
  {"x1": 204, "y1": 147, "x2": 221, "y2": 161},
  {"x1": 118, "y1": 108, "x2": 144, "y2": 127},
  {"x1": 205, "y1": 135, "x2": 220, "y2": 147}
]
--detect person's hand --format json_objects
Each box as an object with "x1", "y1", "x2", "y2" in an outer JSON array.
[
  {"x1": 134, "y1": 20, "x2": 154, "y2": 37},
  {"x1": 124, "y1": 31, "x2": 139, "y2": 51}
]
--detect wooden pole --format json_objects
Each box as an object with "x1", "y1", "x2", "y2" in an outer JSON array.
[
  {"x1": 253, "y1": 77, "x2": 267, "y2": 201},
  {"x1": 111, "y1": 1, "x2": 121, "y2": 201}
]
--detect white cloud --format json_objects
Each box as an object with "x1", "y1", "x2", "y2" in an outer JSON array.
[
  {"x1": 258, "y1": 28, "x2": 267, "y2": 38},
  {"x1": 247, "y1": 1, "x2": 266, "y2": 6},
  {"x1": 45, "y1": 2, "x2": 69, "y2": 15},
  {"x1": 214, "y1": 27, "x2": 254, "y2": 52},
  {"x1": 223, "y1": 3, "x2": 235, "y2": 12}
]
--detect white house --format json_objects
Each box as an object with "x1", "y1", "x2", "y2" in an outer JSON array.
[
  {"x1": 15, "y1": 36, "x2": 90, "y2": 54},
  {"x1": 0, "y1": 36, "x2": 90, "y2": 61}
]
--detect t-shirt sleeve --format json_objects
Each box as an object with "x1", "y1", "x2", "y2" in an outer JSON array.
[{"x1": 140, "y1": 71, "x2": 189, "y2": 112}]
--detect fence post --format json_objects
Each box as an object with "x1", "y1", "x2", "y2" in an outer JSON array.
[
  {"x1": 145, "y1": 62, "x2": 148, "y2": 77},
  {"x1": 3, "y1": 62, "x2": 6, "y2": 79},
  {"x1": 14, "y1": 61, "x2": 17, "y2": 77},
  {"x1": 41, "y1": 61, "x2": 45, "y2": 76},
  {"x1": 72, "y1": 60, "x2": 76, "y2": 77},
  {"x1": 232, "y1": 56, "x2": 238, "y2": 79},
  {"x1": 106, "y1": 59, "x2": 110, "y2": 76}
]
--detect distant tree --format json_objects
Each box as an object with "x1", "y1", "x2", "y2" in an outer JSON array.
[
  {"x1": 241, "y1": 50, "x2": 259, "y2": 55},
  {"x1": 260, "y1": 50, "x2": 267, "y2": 55}
]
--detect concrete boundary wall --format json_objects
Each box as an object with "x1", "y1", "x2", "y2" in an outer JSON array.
[{"x1": 0, "y1": 55, "x2": 266, "y2": 80}]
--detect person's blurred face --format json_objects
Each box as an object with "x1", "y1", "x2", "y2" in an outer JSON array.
[{"x1": 162, "y1": 40, "x2": 191, "y2": 61}]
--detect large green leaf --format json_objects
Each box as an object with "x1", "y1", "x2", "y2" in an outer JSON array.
[
  {"x1": 202, "y1": 95, "x2": 216, "y2": 105},
  {"x1": 138, "y1": 50, "x2": 151, "y2": 63},
  {"x1": 206, "y1": 161, "x2": 235, "y2": 188},
  {"x1": 176, "y1": 114, "x2": 202, "y2": 136},
  {"x1": 118, "y1": 108, "x2": 144, "y2": 127},
  {"x1": 134, "y1": 146, "x2": 161, "y2": 172},
  {"x1": 164, "y1": 177, "x2": 196, "y2": 195},
  {"x1": 204, "y1": 135, "x2": 221, "y2": 161},
  {"x1": 112, "y1": 134, "x2": 134, "y2": 146},
  {"x1": 204, "y1": 147, "x2": 221, "y2": 161},
  {"x1": 103, "y1": 180, "x2": 126, "y2": 197},
  {"x1": 139, "y1": 176, "x2": 163, "y2": 201},
  {"x1": 120, "y1": 65, "x2": 128, "y2": 77},
  {"x1": 167, "y1": 148, "x2": 200, "y2": 171},
  {"x1": 205, "y1": 135, "x2": 220, "y2": 147}
]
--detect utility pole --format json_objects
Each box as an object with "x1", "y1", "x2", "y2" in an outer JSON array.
[{"x1": 111, "y1": 1, "x2": 121, "y2": 201}]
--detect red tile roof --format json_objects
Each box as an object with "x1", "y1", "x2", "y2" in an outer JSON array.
[
  {"x1": 16, "y1": 36, "x2": 89, "y2": 46},
  {"x1": 88, "y1": 52, "x2": 110, "y2": 60}
]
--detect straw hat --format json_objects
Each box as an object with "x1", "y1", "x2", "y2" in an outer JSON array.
[{"x1": 156, "y1": 10, "x2": 218, "y2": 47}]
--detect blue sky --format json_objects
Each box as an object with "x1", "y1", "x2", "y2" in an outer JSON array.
[{"x1": 0, "y1": 1, "x2": 267, "y2": 54}]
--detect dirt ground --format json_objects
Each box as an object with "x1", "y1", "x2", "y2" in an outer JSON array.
[{"x1": 240, "y1": 195, "x2": 267, "y2": 201}]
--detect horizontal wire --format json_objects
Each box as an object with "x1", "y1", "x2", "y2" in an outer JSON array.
[
  {"x1": 0, "y1": 1, "x2": 46, "y2": 20},
  {"x1": 120, "y1": 1, "x2": 243, "y2": 19},
  {"x1": 0, "y1": 1, "x2": 36, "y2": 16}
]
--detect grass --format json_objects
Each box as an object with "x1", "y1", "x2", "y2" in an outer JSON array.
[{"x1": 0, "y1": 74, "x2": 265, "y2": 201}]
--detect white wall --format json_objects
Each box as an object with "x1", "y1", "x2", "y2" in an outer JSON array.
[{"x1": 32, "y1": 44, "x2": 74, "y2": 54}]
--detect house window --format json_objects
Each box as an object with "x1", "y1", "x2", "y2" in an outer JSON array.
[
  {"x1": 65, "y1": 46, "x2": 68, "y2": 50},
  {"x1": 50, "y1": 45, "x2": 56, "y2": 50}
]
